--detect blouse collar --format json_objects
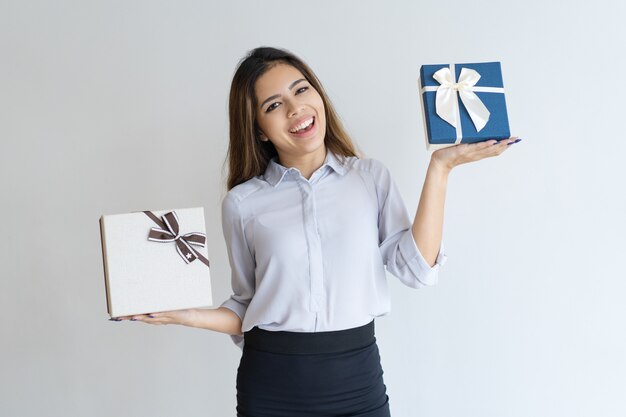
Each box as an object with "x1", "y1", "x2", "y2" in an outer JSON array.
[{"x1": 264, "y1": 149, "x2": 347, "y2": 187}]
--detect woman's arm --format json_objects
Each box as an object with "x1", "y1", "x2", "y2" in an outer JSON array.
[
  {"x1": 188, "y1": 307, "x2": 243, "y2": 336},
  {"x1": 412, "y1": 159, "x2": 449, "y2": 267},
  {"x1": 117, "y1": 306, "x2": 243, "y2": 336}
]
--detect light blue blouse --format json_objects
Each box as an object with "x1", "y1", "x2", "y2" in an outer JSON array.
[{"x1": 220, "y1": 149, "x2": 448, "y2": 349}]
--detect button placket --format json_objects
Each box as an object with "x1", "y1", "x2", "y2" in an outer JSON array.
[{"x1": 297, "y1": 179, "x2": 324, "y2": 313}]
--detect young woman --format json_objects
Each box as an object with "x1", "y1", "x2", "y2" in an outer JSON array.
[{"x1": 118, "y1": 46, "x2": 520, "y2": 416}]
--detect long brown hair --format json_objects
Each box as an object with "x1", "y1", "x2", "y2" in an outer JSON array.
[{"x1": 224, "y1": 46, "x2": 361, "y2": 191}]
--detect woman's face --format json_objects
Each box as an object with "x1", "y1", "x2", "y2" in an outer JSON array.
[{"x1": 254, "y1": 63, "x2": 326, "y2": 162}]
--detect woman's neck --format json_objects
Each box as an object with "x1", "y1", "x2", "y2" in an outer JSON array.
[{"x1": 277, "y1": 146, "x2": 327, "y2": 180}]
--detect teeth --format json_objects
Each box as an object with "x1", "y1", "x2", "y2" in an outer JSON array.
[{"x1": 289, "y1": 117, "x2": 314, "y2": 133}]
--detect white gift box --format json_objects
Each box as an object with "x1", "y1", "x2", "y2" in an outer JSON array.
[{"x1": 99, "y1": 207, "x2": 213, "y2": 318}]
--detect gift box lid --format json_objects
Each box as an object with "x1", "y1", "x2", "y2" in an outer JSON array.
[
  {"x1": 99, "y1": 207, "x2": 213, "y2": 318},
  {"x1": 418, "y1": 61, "x2": 510, "y2": 150}
]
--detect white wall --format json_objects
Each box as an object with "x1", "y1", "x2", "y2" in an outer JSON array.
[{"x1": 1, "y1": 1, "x2": 624, "y2": 416}]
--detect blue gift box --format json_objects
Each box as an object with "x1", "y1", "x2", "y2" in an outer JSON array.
[{"x1": 418, "y1": 61, "x2": 511, "y2": 150}]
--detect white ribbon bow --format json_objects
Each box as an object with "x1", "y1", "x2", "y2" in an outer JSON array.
[{"x1": 432, "y1": 67, "x2": 490, "y2": 132}]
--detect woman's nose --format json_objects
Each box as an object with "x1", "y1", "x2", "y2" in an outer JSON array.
[{"x1": 286, "y1": 100, "x2": 304, "y2": 117}]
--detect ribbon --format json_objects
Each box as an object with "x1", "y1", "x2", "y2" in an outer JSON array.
[
  {"x1": 420, "y1": 64, "x2": 505, "y2": 144},
  {"x1": 141, "y1": 210, "x2": 210, "y2": 268}
]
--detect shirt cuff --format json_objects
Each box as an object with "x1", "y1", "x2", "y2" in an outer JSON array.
[
  {"x1": 220, "y1": 299, "x2": 247, "y2": 350},
  {"x1": 398, "y1": 230, "x2": 448, "y2": 286},
  {"x1": 220, "y1": 297, "x2": 248, "y2": 322}
]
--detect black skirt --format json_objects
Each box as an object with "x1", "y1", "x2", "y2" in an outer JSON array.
[{"x1": 235, "y1": 319, "x2": 391, "y2": 417}]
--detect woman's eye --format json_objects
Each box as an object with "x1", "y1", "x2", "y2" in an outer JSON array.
[{"x1": 265, "y1": 86, "x2": 309, "y2": 113}]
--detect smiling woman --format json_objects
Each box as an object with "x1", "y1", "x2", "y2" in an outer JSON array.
[{"x1": 219, "y1": 46, "x2": 397, "y2": 417}]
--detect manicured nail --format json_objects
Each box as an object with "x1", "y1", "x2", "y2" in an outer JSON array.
[
  {"x1": 109, "y1": 318, "x2": 122, "y2": 321},
  {"x1": 130, "y1": 318, "x2": 137, "y2": 321},
  {"x1": 148, "y1": 314, "x2": 155, "y2": 318}
]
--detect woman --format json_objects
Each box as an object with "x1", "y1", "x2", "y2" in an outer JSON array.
[{"x1": 117, "y1": 46, "x2": 520, "y2": 416}]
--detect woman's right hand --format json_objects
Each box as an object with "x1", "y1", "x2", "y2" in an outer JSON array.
[{"x1": 115, "y1": 308, "x2": 197, "y2": 327}]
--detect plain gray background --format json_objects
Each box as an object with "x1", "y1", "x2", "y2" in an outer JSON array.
[{"x1": 2, "y1": 1, "x2": 625, "y2": 416}]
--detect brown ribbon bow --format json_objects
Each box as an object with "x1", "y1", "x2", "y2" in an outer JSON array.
[{"x1": 141, "y1": 210, "x2": 210, "y2": 268}]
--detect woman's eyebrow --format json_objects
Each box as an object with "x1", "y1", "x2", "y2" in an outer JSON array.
[{"x1": 260, "y1": 78, "x2": 307, "y2": 109}]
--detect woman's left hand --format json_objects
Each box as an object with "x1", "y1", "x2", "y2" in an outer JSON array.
[{"x1": 431, "y1": 136, "x2": 521, "y2": 172}]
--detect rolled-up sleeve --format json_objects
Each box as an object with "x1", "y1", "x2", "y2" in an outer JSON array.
[
  {"x1": 219, "y1": 193, "x2": 255, "y2": 348},
  {"x1": 375, "y1": 160, "x2": 448, "y2": 289}
]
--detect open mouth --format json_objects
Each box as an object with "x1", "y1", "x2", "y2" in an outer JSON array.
[{"x1": 289, "y1": 116, "x2": 315, "y2": 135}]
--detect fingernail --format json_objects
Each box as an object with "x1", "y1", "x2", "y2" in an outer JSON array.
[
  {"x1": 148, "y1": 314, "x2": 155, "y2": 318},
  {"x1": 130, "y1": 318, "x2": 137, "y2": 321},
  {"x1": 109, "y1": 318, "x2": 122, "y2": 321}
]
